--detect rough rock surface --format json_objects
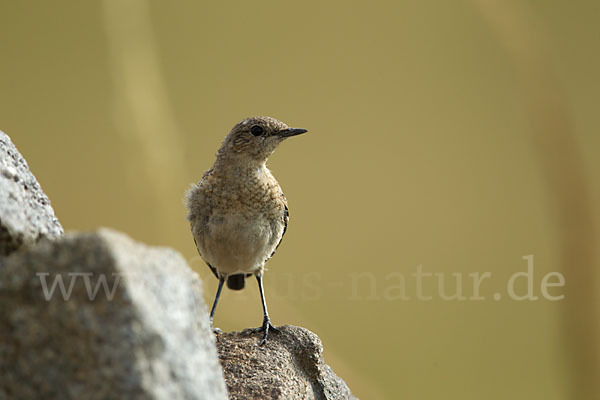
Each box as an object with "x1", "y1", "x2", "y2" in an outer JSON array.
[
  {"x1": 0, "y1": 229, "x2": 228, "y2": 400},
  {"x1": 216, "y1": 325, "x2": 356, "y2": 400},
  {"x1": 0, "y1": 131, "x2": 63, "y2": 255}
]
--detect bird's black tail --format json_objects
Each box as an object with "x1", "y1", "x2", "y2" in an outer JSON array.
[{"x1": 227, "y1": 274, "x2": 245, "y2": 290}]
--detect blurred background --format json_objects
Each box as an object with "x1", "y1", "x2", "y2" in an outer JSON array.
[{"x1": 1, "y1": 1, "x2": 599, "y2": 399}]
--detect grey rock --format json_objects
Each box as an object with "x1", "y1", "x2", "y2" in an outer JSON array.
[
  {"x1": 0, "y1": 229, "x2": 228, "y2": 400},
  {"x1": 216, "y1": 325, "x2": 356, "y2": 400},
  {"x1": 0, "y1": 131, "x2": 63, "y2": 256}
]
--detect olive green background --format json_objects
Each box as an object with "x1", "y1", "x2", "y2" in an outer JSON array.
[{"x1": 1, "y1": 1, "x2": 599, "y2": 399}]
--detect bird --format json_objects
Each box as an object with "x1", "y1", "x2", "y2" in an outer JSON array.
[{"x1": 186, "y1": 116, "x2": 307, "y2": 345}]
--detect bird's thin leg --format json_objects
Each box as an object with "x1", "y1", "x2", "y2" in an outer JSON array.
[
  {"x1": 253, "y1": 274, "x2": 279, "y2": 345},
  {"x1": 210, "y1": 277, "x2": 225, "y2": 329}
]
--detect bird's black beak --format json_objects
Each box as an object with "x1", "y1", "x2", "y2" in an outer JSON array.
[{"x1": 278, "y1": 128, "x2": 308, "y2": 138}]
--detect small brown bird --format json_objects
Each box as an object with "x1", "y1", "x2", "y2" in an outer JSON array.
[{"x1": 186, "y1": 116, "x2": 307, "y2": 344}]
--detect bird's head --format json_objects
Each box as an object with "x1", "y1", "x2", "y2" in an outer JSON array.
[{"x1": 216, "y1": 116, "x2": 307, "y2": 165}]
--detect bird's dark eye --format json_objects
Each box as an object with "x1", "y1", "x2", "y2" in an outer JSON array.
[{"x1": 250, "y1": 125, "x2": 264, "y2": 136}]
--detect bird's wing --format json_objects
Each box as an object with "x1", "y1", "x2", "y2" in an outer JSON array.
[
  {"x1": 192, "y1": 234, "x2": 219, "y2": 279},
  {"x1": 207, "y1": 263, "x2": 219, "y2": 279},
  {"x1": 269, "y1": 195, "x2": 289, "y2": 258},
  {"x1": 188, "y1": 172, "x2": 220, "y2": 280}
]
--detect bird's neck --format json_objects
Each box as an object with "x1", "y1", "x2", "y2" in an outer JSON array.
[{"x1": 213, "y1": 155, "x2": 268, "y2": 179}]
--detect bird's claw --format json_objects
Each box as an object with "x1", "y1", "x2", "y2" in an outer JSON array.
[
  {"x1": 253, "y1": 317, "x2": 279, "y2": 345},
  {"x1": 210, "y1": 318, "x2": 222, "y2": 334}
]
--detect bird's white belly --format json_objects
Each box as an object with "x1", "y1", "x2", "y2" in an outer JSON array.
[{"x1": 199, "y1": 214, "x2": 275, "y2": 275}]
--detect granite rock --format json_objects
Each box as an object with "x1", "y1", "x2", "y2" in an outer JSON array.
[
  {"x1": 216, "y1": 325, "x2": 356, "y2": 400},
  {"x1": 0, "y1": 131, "x2": 63, "y2": 255},
  {"x1": 0, "y1": 229, "x2": 228, "y2": 400}
]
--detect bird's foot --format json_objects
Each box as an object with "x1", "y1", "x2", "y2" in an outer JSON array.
[
  {"x1": 252, "y1": 316, "x2": 280, "y2": 345},
  {"x1": 210, "y1": 319, "x2": 222, "y2": 334}
]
